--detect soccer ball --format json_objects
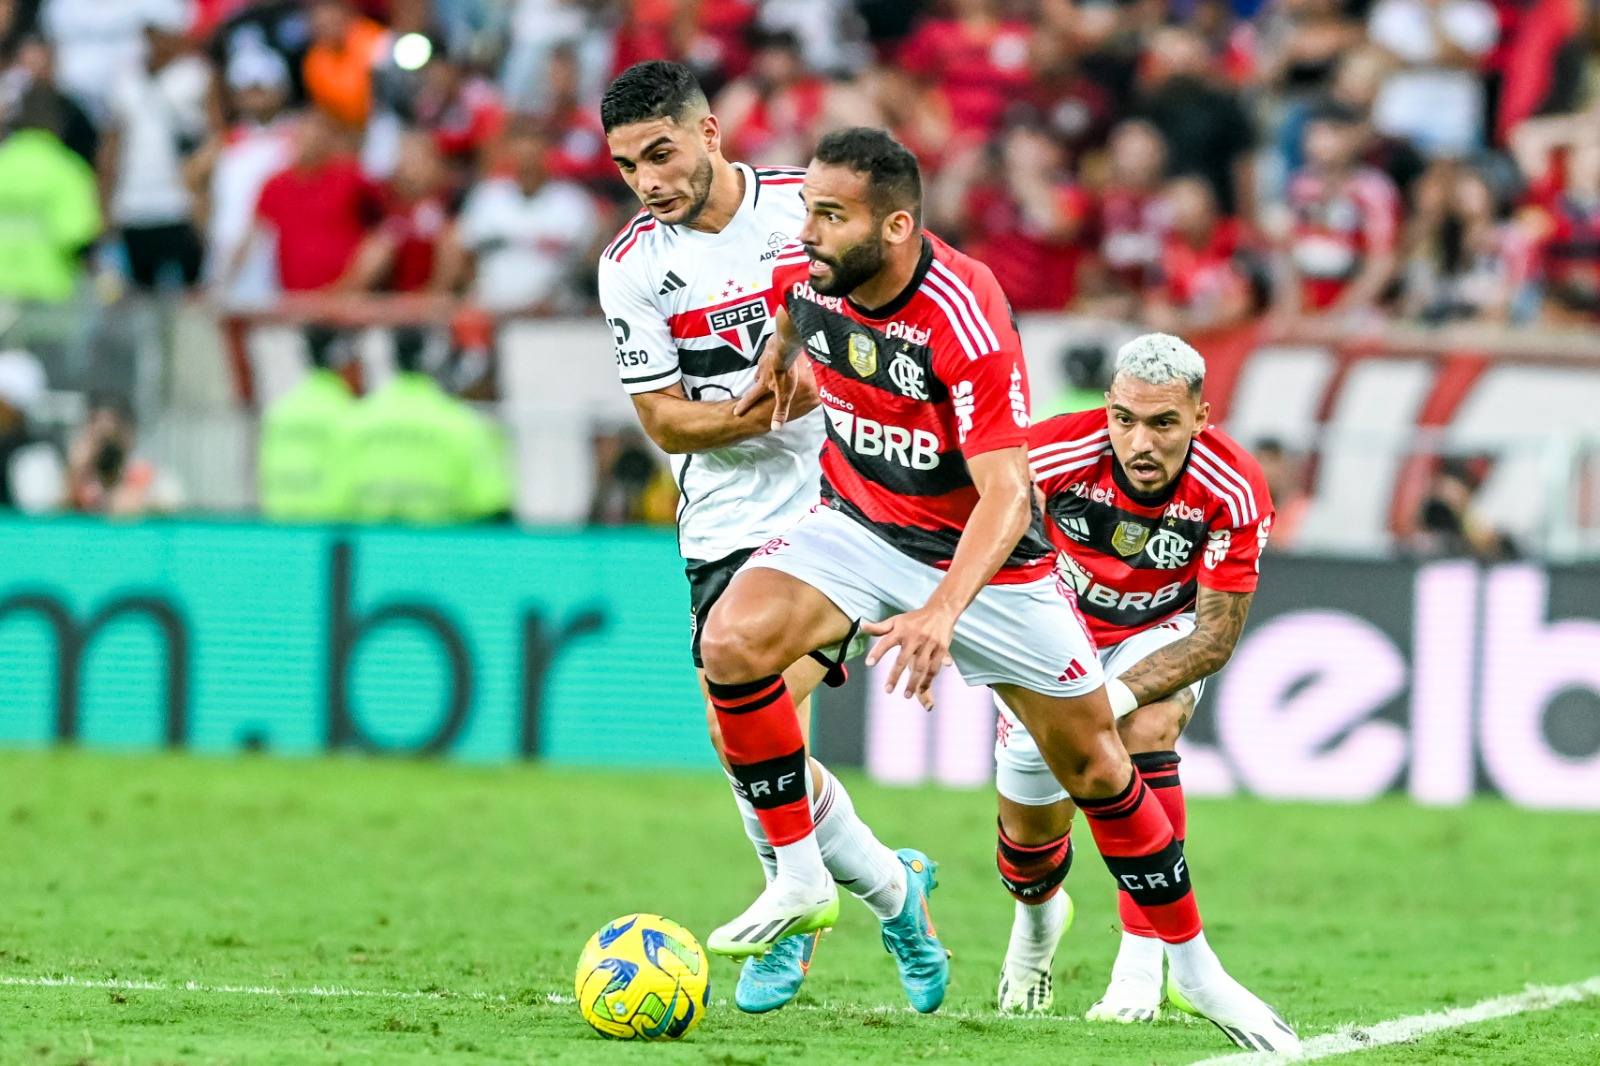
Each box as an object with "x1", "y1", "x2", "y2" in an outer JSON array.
[{"x1": 575, "y1": 913, "x2": 710, "y2": 1040}]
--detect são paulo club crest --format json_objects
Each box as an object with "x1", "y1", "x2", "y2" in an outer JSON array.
[{"x1": 706, "y1": 296, "x2": 772, "y2": 360}]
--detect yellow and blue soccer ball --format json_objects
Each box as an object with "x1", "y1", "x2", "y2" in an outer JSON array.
[{"x1": 575, "y1": 914, "x2": 710, "y2": 1040}]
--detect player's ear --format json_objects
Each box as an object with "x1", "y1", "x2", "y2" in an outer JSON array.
[
  {"x1": 1193, "y1": 399, "x2": 1211, "y2": 435},
  {"x1": 700, "y1": 113, "x2": 721, "y2": 157},
  {"x1": 881, "y1": 208, "x2": 916, "y2": 246}
]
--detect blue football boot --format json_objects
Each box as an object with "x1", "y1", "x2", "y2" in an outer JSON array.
[
  {"x1": 880, "y1": 849, "x2": 950, "y2": 1013},
  {"x1": 734, "y1": 929, "x2": 820, "y2": 1013}
]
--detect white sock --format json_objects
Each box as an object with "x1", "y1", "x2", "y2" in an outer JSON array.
[
  {"x1": 773, "y1": 834, "x2": 831, "y2": 895},
  {"x1": 809, "y1": 762, "x2": 907, "y2": 921},
  {"x1": 1109, "y1": 930, "x2": 1166, "y2": 988},
  {"x1": 725, "y1": 771, "x2": 777, "y2": 883},
  {"x1": 1006, "y1": 893, "x2": 1069, "y2": 973},
  {"x1": 1164, "y1": 929, "x2": 1227, "y2": 989}
]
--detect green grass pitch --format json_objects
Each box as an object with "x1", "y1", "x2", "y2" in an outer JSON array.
[{"x1": 0, "y1": 750, "x2": 1597, "y2": 1065}]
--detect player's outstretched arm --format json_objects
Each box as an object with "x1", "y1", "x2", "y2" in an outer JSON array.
[
  {"x1": 1114, "y1": 585, "x2": 1254, "y2": 708},
  {"x1": 863, "y1": 446, "x2": 1034, "y2": 710},
  {"x1": 631, "y1": 363, "x2": 817, "y2": 454}
]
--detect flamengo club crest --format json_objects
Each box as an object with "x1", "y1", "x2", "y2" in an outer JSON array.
[
  {"x1": 1111, "y1": 521, "x2": 1150, "y2": 558},
  {"x1": 707, "y1": 296, "x2": 771, "y2": 359},
  {"x1": 888, "y1": 350, "x2": 928, "y2": 400},
  {"x1": 848, "y1": 334, "x2": 878, "y2": 377}
]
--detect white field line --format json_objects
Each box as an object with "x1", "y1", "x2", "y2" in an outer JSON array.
[
  {"x1": 0, "y1": 975, "x2": 1076, "y2": 1024},
  {"x1": 0, "y1": 974, "x2": 504, "y2": 1002},
  {"x1": 1188, "y1": 976, "x2": 1600, "y2": 1065},
  {"x1": 7, "y1": 971, "x2": 1598, "y2": 1052}
]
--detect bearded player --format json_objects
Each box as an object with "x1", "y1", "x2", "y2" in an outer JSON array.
[
  {"x1": 597, "y1": 61, "x2": 923, "y2": 1015},
  {"x1": 708, "y1": 127, "x2": 1298, "y2": 1051},
  {"x1": 992, "y1": 333, "x2": 1276, "y2": 1038}
]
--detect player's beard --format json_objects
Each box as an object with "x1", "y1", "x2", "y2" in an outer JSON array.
[
  {"x1": 807, "y1": 236, "x2": 886, "y2": 297},
  {"x1": 663, "y1": 153, "x2": 716, "y2": 227}
]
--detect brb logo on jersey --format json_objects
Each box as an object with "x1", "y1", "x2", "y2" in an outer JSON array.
[
  {"x1": 824, "y1": 408, "x2": 939, "y2": 470},
  {"x1": 707, "y1": 297, "x2": 771, "y2": 359}
]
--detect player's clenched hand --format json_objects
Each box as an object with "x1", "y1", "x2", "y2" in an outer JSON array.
[{"x1": 862, "y1": 606, "x2": 958, "y2": 711}]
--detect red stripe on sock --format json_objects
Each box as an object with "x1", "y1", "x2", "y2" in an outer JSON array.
[
  {"x1": 761, "y1": 798, "x2": 814, "y2": 847},
  {"x1": 1081, "y1": 775, "x2": 1203, "y2": 943}
]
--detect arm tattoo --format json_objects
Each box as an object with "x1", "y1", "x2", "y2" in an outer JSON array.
[{"x1": 1117, "y1": 588, "x2": 1254, "y2": 707}]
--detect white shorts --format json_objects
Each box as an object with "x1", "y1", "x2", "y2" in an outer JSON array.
[
  {"x1": 995, "y1": 613, "x2": 1203, "y2": 806},
  {"x1": 741, "y1": 505, "x2": 1103, "y2": 698}
]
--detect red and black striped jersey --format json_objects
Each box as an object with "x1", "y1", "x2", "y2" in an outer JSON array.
[
  {"x1": 775, "y1": 233, "x2": 1054, "y2": 583},
  {"x1": 1030, "y1": 409, "x2": 1274, "y2": 643}
]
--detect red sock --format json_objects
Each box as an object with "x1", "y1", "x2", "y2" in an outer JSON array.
[
  {"x1": 1075, "y1": 769, "x2": 1202, "y2": 944},
  {"x1": 707, "y1": 676, "x2": 812, "y2": 846},
  {"x1": 1119, "y1": 751, "x2": 1185, "y2": 938},
  {"x1": 996, "y1": 821, "x2": 1074, "y2": 904}
]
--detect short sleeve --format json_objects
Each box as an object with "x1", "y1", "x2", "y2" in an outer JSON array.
[
  {"x1": 1196, "y1": 451, "x2": 1276, "y2": 592},
  {"x1": 928, "y1": 260, "x2": 1031, "y2": 458},
  {"x1": 597, "y1": 252, "x2": 682, "y2": 395}
]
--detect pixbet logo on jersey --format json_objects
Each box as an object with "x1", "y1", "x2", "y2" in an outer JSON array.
[{"x1": 885, "y1": 320, "x2": 932, "y2": 346}]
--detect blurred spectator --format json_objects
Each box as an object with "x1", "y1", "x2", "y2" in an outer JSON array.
[
  {"x1": 348, "y1": 129, "x2": 454, "y2": 293},
  {"x1": 1134, "y1": 26, "x2": 1255, "y2": 219},
  {"x1": 541, "y1": 43, "x2": 619, "y2": 190},
  {"x1": 258, "y1": 342, "x2": 355, "y2": 521},
  {"x1": 715, "y1": 29, "x2": 876, "y2": 168},
  {"x1": 1487, "y1": 0, "x2": 1584, "y2": 146},
  {"x1": 1513, "y1": 113, "x2": 1600, "y2": 323},
  {"x1": 1413, "y1": 455, "x2": 1517, "y2": 559},
  {"x1": 207, "y1": 0, "x2": 312, "y2": 107},
  {"x1": 1, "y1": 35, "x2": 98, "y2": 167},
  {"x1": 65, "y1": 393, "x2": 182, "y2": 515},
  {"x1": 1366, "y1": 0, "x2": 1498, "y2": 159},
  {"x1": 443, "y1": 118, "x2": 599, "y2": 315},
  {"x1": 0, "y1": 349, "x2": 65, "y2": 513},
  {"x1": 1253, "y1": 438, "x2": 1308, "y2": 549},
  {"x1": 40, "y1": 0, "x2": 175, "y2": 121},
  {"x1": 0, "y1": 84, "x2": 101, "y2": 302},
  {"x1": 345, "y1": 340, "x2": 510, "y2": 524},
  {"x1": 613, "y1": 0, "x2": 755, "y2": 101},
  {"x1": 753, "y1": 0, "x2": 871, "y2": 77},
  {"x1": 189, "y1": 46, "x2": 296, "y2": 310},
  {"x1": 408, "y1": 37, "x2": 505, "y2": 176},
  {"x1": 1039, "y1": 343, "x2": 1111, "y2": 418},
  {"x1": 1402, "y1": 163, "x2": 1535, "y2": 324},
  {"x1": 952, "y1": 122, "x2": 1090, "y2": 311},
  {"x1": 238, "y1": 108, "x2": 382, "y2": 294},
  {"x1": 897, "y1": 0, "x2": 1033, "y2": 146},
  {"x1": 502, "y1": 0, "x2": 615, "y2": 112},
  {"x1": 1273, "y1": 102, "x2": 1401, "y2": 321},
  {"x1": 588, "y1": 424, "x2": 676, "y2": 526},
  {"x1": 1323, "y1": 47, "x2": 1427, "y2": 204},
  {"x1": 100, "y1": 10, "x2": 212, "y2": 292},
  {"x1": 1080, "y1": 119, "x2": 1169, "y2": 310},
  {"x1": 1255, "y1": 0, "x2": 1363, "y2": 109},
  {"x1": 1143, "y1": 176, "x2": 1256, "y2": 333},
  {"x1": 1013, "y1": 25, "x2": 1114, "y2": 167},
  {"x1": 302, "y1": 0, "x2": 390, "y2": 128}
]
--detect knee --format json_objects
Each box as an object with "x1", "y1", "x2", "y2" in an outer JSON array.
[
  {"x1": 1117, "y1": 699, "x2": 1187, "y2": 752},
  {"x1": 1070, "y1": 741, "x2": 1135, "y2": 800},
  {"x1": 701, "y1": 600, "x2": 788, "y2": 683}
]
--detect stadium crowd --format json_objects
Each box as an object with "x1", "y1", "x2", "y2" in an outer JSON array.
[
  {"x1": 0, "y1": 0, "x2": 1596, "y2": 328},
  {"x1": 0, "y1": 0, "x2": 1573, "y2": 548}
]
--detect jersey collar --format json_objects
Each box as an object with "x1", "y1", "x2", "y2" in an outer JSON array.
[{"x1": 846, "y1": 236, "x2": 934, "y2": 320}]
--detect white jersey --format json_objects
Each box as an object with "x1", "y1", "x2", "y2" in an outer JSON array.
[{"x1": 597, "y1": 162, "x2": 826, "y2": 562}]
